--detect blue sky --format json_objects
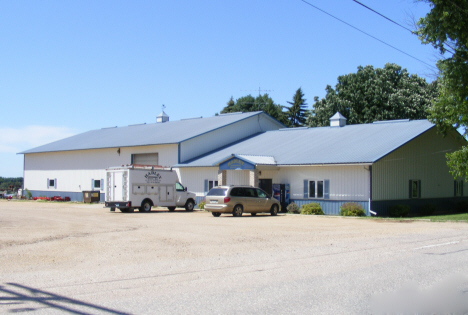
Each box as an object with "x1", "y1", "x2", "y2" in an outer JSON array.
[{"x1": 1, "y1": 0, "x2": 438, "y2": 177}]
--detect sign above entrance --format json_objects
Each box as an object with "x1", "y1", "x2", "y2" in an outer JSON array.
[{"x1": 219, "y1": 157, "x2": 255, "y2": 170}]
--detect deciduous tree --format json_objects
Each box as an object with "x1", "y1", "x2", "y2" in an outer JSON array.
[
  {"x1": 220, "y1": 94, "x2": 288, "y2": 125},
  {"x1": 307, "y1": 63, "x2": 438, "y2": 127},
  {"x1": 416, "y1": 0, "x2": 468, "y2": 179}
]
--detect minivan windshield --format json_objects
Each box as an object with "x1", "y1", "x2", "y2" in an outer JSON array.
[{"x1": 207, "y1": 188, "x2": 227, "y2": 196}]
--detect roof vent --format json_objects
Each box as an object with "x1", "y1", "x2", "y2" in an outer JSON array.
[
  {"x1": 330, "y1": 112, "x2": 347, "y2": 127},
  {"x1": 156, "y1": 110, "x2": 169, "y2": 123}
]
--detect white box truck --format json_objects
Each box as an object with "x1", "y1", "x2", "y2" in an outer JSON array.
[{"x1": 105, "y1": 165, "x2": 196, "y2": 213}]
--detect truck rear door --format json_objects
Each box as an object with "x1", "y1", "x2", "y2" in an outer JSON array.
[{"x1": 107, "y1": 171, "x2": 127, "y2": 202}]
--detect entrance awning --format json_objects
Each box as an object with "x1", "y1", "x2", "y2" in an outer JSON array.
[{"x1": 216, "y1": 154, "x2": 276, "y2": 170}]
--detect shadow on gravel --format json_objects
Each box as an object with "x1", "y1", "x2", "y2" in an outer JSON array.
[{"x1": 0, "y1": 283, "x2": 131, "y2": 314}]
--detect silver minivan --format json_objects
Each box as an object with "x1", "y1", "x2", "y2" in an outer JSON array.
[{"x1": 204, "y1": 185, "x2": 280, "y2": 217}]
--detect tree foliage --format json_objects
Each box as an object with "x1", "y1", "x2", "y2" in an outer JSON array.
[
  {"x1": 307, "y1": 63, "x2": 438, "y2": 127},
  {"x1": 416, "y1": 0, "x2": 468, "y2": 179},
  {"x1": 221, "y1": 94, "x2": 288, "y2": 125},
  {"x1": 285, "y1": 88, "x2": 308, "y2": 127},
  {"x1": 0, "y1": 177, "x2": 23, "y2": 191}
]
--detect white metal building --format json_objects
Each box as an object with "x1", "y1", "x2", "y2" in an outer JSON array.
[
  {"x1": 175, "y1": 114, "x2": 467, "y2": 216},
  {"x1": 20, "y1": 111, "x2": 466, "y2": 216},
  {"x1": 20, "y1": 111, "x2": 284, "y2": 201}
]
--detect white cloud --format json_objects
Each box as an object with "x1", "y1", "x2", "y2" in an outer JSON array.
[{"x1": 0, "y1": 125, "x2": 78, "y2": 154}]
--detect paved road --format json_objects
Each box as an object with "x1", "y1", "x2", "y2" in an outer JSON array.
[{"x1": 1, "y1": 201, "x2": 467, "y2": 314}]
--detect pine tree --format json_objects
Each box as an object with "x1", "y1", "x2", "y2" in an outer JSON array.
[
  {"x1": 221, "y1": 96, "x2": 236, "y2": 114},
  {"x1": 285, "y1": 88, "x2": 308, "y2": 127}
]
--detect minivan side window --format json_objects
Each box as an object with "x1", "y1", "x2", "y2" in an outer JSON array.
[
  {"x1": 230, "y1": 187, "x2": 243, "y2": 196},
  {"x1": 256, "y1": 189, "x2": 267, "y2": 198},
  {"x1": 245, "y1": 188, "x2": 257, "y2": 197}
]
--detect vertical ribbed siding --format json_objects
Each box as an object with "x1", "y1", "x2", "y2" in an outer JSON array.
[
  {"x1": 265, "y1": 165, "x2": 370, "y2": 201},
  {"x1": 372, "y1": 128, "x2": 463, "y2": 201},
  {"x1": 176, "y1": 167, "x2": 219, "y2": 198},
  {"x1": 179, "y1": 116, "x2": 264, "y2": 163},
  {"x1": 226, "y1": 170, "x2": 250, "y2": 186}
]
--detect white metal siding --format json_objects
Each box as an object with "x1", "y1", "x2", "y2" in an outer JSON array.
[
  {"x1": 226, "y1": 170, "x2": 250, "y2": 186},
  {"x1": 132, "y1": 153, "x2": 158, "y2": 165},
  {"x1": 372, "y1": 128, "x2": 464, "y2": 200},
  {"x1": 176, "y1": 167, "x2": 219, "y2": 197},
  {"x1": 24, "y1": 169, "x2": 107, "y2": 193},
  {"x1": 259, "y1": 165, "x2": 370, "y2": 201},
  {"x1": 179, "y1": 115, "x2": 282, "y2": 163},
  {"x1": 23, "y1": 144, "x2": 178, "y2": 193}
]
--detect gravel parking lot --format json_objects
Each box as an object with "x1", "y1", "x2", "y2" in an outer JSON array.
[{"x1": 1, "y1": 200, "x2": 468, "y2": 314}]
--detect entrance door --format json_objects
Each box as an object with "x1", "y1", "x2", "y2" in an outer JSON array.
[{"x1": 259, "y1": 179, "x2": 273, "y2": 196}]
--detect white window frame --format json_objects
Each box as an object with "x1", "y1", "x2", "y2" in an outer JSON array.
[
  {"x1": 93, "y1": 180, "x2": 101, "y2": 189},
  {"x1": 309, "y1": 180, "x2": 324, "y2": 199},
  {"x1": 410, "y1": 180, "x2": 420, "y2": 199},
  {"x1": 208, "y1": 180, "x2": 219, "y2": 191},
  {"x1": 455, "y1": 180, "x2": 463, "y2": 197},
  {"x1": 47, "y1": 178, "x2": 57, "y2": 189}
]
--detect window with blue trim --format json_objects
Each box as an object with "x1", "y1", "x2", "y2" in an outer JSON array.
[{"x1": 309, "y1": 180, "x2": 324, "y2": 199}]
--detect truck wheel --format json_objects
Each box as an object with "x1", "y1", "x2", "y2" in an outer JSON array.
[
  {"x1": 168, "y1": 207, "x2": 176, "y2": 212},
  {"x1": 140, "y1": 201, "x2": 152, "y2": 212},
  {"x1": 185, "y1": 200, "x2": 194, "y2": 212},
  {"x1": 119, "y1": 208, "x2": 127, "y2": 213},
  {"x1": 110, "y1": 207, "x2": 115, "y2": 212},
  {"x1": 212, "y1": 212, "x2": 221, "y2": 217}
]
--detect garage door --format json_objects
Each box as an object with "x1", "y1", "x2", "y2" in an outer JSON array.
[{"x1": 132, "y1": 153, "x2": 159, "y2": 165}]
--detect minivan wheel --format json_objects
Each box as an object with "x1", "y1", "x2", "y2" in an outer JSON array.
[
  {"x1": 233, "y1": 205, "x2": 243, "y2": 217},
  {"x1": 251, "y1": 213, "x2": 257, "y2": 216},
  {"x1": 212, "y1": 212, "x2": 221, "y2": 217},
  {"x1": 185, "y1": 200, "x2": 195, "y2": 211},
  {"x1": 270, "y1": 204, "x2": 278, "y2": 216}
]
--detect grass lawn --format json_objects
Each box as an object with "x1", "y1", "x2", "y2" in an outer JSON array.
[
  {"x1": 409, "y1": 212, "x2": 468, "y2": 222},
  {"x1": 366, "y1": 212, "x2": 468, "y2": 222}
]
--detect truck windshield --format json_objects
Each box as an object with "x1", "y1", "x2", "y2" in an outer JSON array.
[
  {"x1": 207, "y1": 188, "x2": 227, "y2": 196},
  {"x1": 176, "y1": 182, "x2": 184, "y2": 191}
]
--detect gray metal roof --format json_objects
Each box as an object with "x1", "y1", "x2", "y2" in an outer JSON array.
[
  {"x1": 20, "y1": 111, "x2": 271, "y2": 154},
  {"x1": 176, "y1": 119, "x2": 436, "y2": 167}
]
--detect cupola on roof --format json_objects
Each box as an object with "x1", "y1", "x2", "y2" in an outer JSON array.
[
  {"x1": 157, "y1": 111, "x2": 169, "y2": 123},
  {"x1": 330, "y1": 112, "x2": 347, "y2": 127}
]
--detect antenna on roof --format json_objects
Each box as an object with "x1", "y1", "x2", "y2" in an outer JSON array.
[{"x1": 240, "y1": 86, "x2": 274, "y2": 111}]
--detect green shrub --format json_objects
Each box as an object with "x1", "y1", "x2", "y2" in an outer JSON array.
[
  {"x1": 388, "y1": 204, "x2": 410, "y2": 217},
  {"x1": 300, "y1": 202, "x2": 324, "y2": 215},
  {"x1": 339, "y1": 202, "x2": 365, "y2": 216},
  {"x1": 286, "y1": 202, "x2": 300, "y2": 214},
  {"x1": 25, "y1": 188, "x2": 32, "y2": 199},
  {"x1": 198, "y1": 201, "x2": 205, "y2": 210},
  {"x1": 418, "y1": 203, "x2": 436, "y2": 216}
]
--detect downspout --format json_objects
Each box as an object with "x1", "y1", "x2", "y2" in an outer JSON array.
[
  {"x1": 364, "y1": 165, "x2": 376, "y2": 216},
  {"x1": 178, "y1": 143, "x2": 181, "y2": 164}
]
